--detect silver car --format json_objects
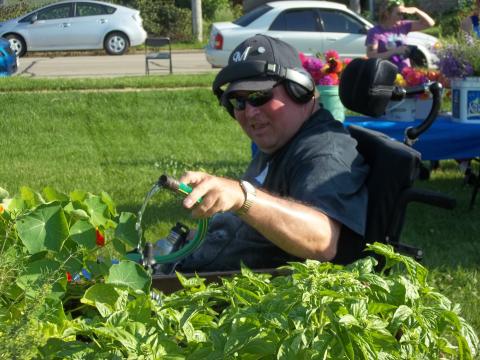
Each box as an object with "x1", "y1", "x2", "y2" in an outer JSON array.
[
  {"x1": 206, "y1": 1, "x2": 439, "y2": 68},
  {"x1": 0, "y1": 0, "x2": 147, "y2": 57}
]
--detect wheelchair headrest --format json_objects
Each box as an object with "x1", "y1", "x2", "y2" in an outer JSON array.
[{"x1": 339, "y1": 58, "x2": 398, "y2": 117}]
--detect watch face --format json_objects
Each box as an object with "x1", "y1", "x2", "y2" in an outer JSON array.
[{"x1": 241, "y1": 180, "x2": 255, "y2": 194}]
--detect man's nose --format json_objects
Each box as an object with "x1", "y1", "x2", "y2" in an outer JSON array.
[{"x1": 244, "y1": 102, "x2": 260, "y2": 117}]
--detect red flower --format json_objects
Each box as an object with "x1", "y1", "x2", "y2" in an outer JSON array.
[
  {"x1": 0, "y1": 204, "x2": 4, "y2": 214},
  {"x1": 96, "y1": 228, "x2": 105, "y2": 247},
  {"x1": 66, "y1": 271, "x2": 72, "y2": 282},
  {"x1": 325, "y1": 50, "x2": 339, "y2": 60},
  {"x1": 327, "y1": 58, "x2": 343, "y2": 74}
]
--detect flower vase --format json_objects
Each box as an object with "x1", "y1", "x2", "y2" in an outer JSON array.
[{"x1": 317, "y1": 85, "x2": 345, "y2": 122}]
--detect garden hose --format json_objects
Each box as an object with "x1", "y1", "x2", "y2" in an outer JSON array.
[{"x1": 152, "y1": 175, "x2": 209, "y2": 264}]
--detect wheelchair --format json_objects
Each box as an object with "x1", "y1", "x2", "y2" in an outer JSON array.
[
  {"x1": 147, "y1": 58, "x2": 456, "y2": 292},
  {"x1": 334, "y1": 58, "x2": 456, "y2": 265}
]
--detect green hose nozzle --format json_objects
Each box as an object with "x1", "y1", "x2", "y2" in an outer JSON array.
[{"x1": 153, "y1": 174, "x2": 209, "y2": 264}]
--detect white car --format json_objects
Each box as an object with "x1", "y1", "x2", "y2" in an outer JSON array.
[
  {"x1": 0, "y1": 0, "x2": 147, "y2": 57},
  {"x1": 205, "y1": 1, "x2": 438, "y2": 68}
]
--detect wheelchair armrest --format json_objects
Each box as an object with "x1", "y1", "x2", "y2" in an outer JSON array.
[
  {"x1": 387, "y1": 188, "x2": 456, "y2": 246},
  {"x1": 397, "y1": 187, "x2": 456, "y2": 210}
]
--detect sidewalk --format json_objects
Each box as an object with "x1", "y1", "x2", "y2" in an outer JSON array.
[{"x1": 16, "y1": 51, "x2": 218, "y2": 78}]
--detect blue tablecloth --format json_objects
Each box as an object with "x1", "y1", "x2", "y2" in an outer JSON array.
[{"x1": 344, "y1": 115, "x2": 480, "y2": 161}]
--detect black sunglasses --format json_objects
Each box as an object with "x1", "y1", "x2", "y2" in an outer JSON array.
[{"x1": 228, "y1": 83, "x2": 280, "y2": 111}]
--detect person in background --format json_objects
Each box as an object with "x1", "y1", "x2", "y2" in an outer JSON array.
[
  {"x1": 176, "y1": 34, "x2": 369, "y2": 272},
  {"x1": 365, "y1": 0, "x2": 435, "y2": 72},
  {"x1": 461, "y1": 0, "x2": 480, "y2": 39}
]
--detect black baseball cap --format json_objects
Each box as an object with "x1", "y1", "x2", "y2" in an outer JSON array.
[{"x1": 220, "y1": 34, "x2": 303, "y2": 98}]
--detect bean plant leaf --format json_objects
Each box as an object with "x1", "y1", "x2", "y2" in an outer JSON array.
[
  {"x1": 115, "y1": 212, "x2": 139, "y2": 248},
  {"x1": 70, "y1": 220, "x2": 96, "y2": 249},
  {"x1": 388, "y1": 305, "x2": 413, "y2": 335},
  {"x1": 39, "y1": 338, "x2": 96, "y2": 358},
  {"x1": 16, "y1": 203, "x2": 69, "y2": 254},
  {"x1": 106, "y1": 260, "x2": 151, "y2": 294}
]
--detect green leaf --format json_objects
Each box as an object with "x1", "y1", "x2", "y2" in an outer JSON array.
[
  {"x1": 20, "y1": 186, "x2": 45, "y2": 208},
  {"x1": 16, "y1": 258, "x2": 66, "y2": 299},
  {"x1": 112, "y1": 236, "x2": 127, "y2": 255},
  {"x1": 42, "y1": 187, "x2": 69, "y2": 203},
  {"x1": 388, "y1": 305, "x2": 413, "y2": 335},
  {"x1": 69, "y1": 189, "x2": 87, "y2": 202},
  {"x1": 57, "y1": 239, "x2": 83, "y2": 273},
  {"x1": 16, "y1": 203, "x2": 69, "y2": 254},
  {"x1": 82, "y1": 283, "x2": 120, "y2": 315},
  {"x1": 39, "y1": 339, "x2": 96, "y2": 358},
  {"x1": 70, "y1": 220, "x2": 97, "y2": 249},
  {"x1": 84, "y1": 194, "x2": 109, "y2": 227},
  {"x1": 115, "y1": 212, "x2": 140, "y2": 248},
  {"x1": 106, "y1": 260, "x2": 151, "y2": 293},
  {"x1": 86, "y1": 259, "x2": 110, "y2": 278},
  {"x1": 176, "y1": 272, "x2": 206, "y2": 290},
  {"x1": 101, "y1": 191, "x2": 117, "y2": 217}
]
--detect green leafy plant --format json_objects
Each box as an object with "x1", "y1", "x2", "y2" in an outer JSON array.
[{"x1": 0, "y1": 186, "x2": 478, "y2": 359}]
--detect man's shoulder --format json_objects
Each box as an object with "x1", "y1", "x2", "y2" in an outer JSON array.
[{"x1": 288, "y1": 111, "x2": 355, "y2": 157}]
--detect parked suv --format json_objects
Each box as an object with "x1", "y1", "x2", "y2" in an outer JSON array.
[
  {"x1": 0, "y1": 0, "x2": 147, "y2": 57},
  {"x1": 0, "y1": 37, "x2": 18, "y2": 76},
  {"x1": 205, "y1": 1, "x2": 439, "y2": 68}
]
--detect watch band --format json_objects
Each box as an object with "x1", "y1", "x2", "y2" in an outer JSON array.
[{"x1": 238, "y1": 180, "x2": 256, "y2": 215}]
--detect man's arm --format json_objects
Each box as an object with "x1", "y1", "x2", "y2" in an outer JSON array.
[{"x1": 179, "y1": 171, "x2": 341, "y2": 262}]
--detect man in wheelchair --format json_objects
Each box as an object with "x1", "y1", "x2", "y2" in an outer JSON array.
[{"x1": 176, "y1": 34, "x2": 370, "y2": 272}]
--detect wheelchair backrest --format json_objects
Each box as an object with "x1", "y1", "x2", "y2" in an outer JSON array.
[
  {"x1": 348, "y1": 125, "x2": 421, "y2": 246},
  {"x1": 339, "y1": 58, "x2": 398, "y2": 117}
]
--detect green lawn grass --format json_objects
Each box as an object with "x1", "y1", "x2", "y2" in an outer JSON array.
[{"x1": 1, "y1": 76, "x2": 479, "y2": 339}]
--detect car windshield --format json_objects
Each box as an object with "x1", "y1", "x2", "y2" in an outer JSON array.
[{"x1": 234, "y1": 5, "x2": 272, "y2": 27}]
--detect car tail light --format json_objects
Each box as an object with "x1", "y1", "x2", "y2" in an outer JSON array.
[{"x1": 214, "y1": 33, "x2": 223, "y2": 50}]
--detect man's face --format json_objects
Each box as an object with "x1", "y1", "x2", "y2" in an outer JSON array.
[{"x1": 231, "y1": 84, "x2": 309, "y2": 154}]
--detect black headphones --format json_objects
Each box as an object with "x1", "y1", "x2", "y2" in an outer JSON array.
[{"x1": 212, "y1": 60, "x2": 315, "y2": 118}]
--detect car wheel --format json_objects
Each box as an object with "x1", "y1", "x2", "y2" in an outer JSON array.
[
  {"x1": 6, "y1": 34, "x2": 26, "y2": 57},
  {"x1": 409, "y1": 48, "x2": 427, "y2": 68},
  {"x1": 104, "y1": 32, "x2": 129, "y2": 55}
]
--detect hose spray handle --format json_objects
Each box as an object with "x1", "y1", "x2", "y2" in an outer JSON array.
[{"x1": 158, "y1": 174, "x2": 202, "y2": 202}]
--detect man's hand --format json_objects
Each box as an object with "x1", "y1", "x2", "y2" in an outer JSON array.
[{"x1": 179, "y1": 171, "x2": 245, "y2": 218}]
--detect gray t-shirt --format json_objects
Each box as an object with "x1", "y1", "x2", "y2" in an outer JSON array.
[{"x1": 179, "y1": 109, "x2": 369, "y2": 271}]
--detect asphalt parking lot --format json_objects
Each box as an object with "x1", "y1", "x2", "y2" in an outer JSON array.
[{"x1": 16, "y1": 51, "x2": 218, "y2": 78}]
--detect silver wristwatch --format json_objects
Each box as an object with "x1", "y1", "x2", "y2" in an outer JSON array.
[{"x1": 238, "y1": 180, "x2": 256, "y2": 215}]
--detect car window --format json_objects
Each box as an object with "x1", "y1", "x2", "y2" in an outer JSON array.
[
  {"x1": 76, "y1": 2, "x2": 116, "y2": 17},
  {"x1": 19, "y1": 12, "x2": 37, "y2": 23},
  {"x1": 37, "y1": 4, "x2": 73, "y2": 21},
  {"x1": 318, "y1": 10, "x2": 365, "y2": 34},
  {"x1": 234, "y1": 5, "x2": 272, "y2": 27},
  {"x1": 269, "y1": 9, "x2": 320, "y2": 32}
]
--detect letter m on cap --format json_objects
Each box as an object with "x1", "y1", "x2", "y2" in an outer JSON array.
[{"x1": 232, "y1": 46, "x2": 251, "y2": 62}]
